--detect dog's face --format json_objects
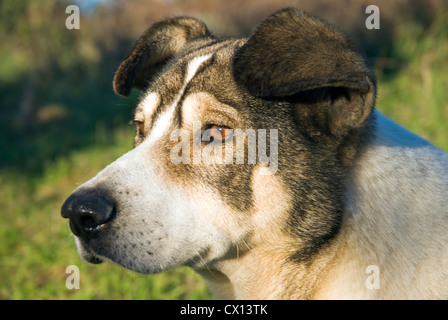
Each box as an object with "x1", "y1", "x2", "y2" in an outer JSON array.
[{"x1": 62, "y1": 9, "x2": 376, "y2": 281}]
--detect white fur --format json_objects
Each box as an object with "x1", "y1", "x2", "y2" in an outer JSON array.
[
  {"x1": 139, "y1": 92, "x2": 160, "y2": 121},
  {"x1": 75, "y1": 139, "x2": 244, "y2": 273},
  {"x1": 314, "y1": 110, "x2": 448, "y2": 299},
  {"x1": 145, "y1": 54, "x2": 212, "y2": 145}
]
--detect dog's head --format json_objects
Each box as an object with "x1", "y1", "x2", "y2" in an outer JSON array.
[{"x1": 61, "y1": 8, "x2": 375, "y2": 286}]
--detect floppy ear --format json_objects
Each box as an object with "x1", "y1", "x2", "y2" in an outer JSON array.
[
  {"x1": 113, "y1": 17, "x2": 213, "y2": 97},
  {"x1": 233, "y1": 8, "x2": 376, "y2": 136}
]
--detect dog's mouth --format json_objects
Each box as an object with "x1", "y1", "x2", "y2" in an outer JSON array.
[
  {"x1": 83, "y1": 252, "x2": 104, "y2": 264},
  {"x1": 75, "y1": 237, "x2": 104, "y2": 264}
]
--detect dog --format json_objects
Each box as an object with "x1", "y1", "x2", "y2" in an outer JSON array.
[{"x1": 61, "y1": 8, "x2": 448, "y2": 299}]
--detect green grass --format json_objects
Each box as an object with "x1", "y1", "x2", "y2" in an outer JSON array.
[{"x1": 375, "y1": 14, "x2": 448, "y2": 152}]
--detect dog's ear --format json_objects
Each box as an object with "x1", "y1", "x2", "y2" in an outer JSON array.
[
  {"x1": 233, "y1": 8, "x2": 376, "y2": 136},
  {"x1": 113, "y1": 17, "x2": 213, "y2": 97}
]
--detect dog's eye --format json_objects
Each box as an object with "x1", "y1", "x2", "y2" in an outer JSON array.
[
  {"x1": 203, "y1": 125, "x2": 233, "y2": 142},
  {"x1": 133, "y1": 120, "x2": 145, "y2": 137}
]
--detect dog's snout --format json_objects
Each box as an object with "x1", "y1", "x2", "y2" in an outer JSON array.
[{"x1": 61, "y1": 189, "x2": 116, "y2": 239}]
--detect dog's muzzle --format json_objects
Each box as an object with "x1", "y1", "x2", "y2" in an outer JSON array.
[{"x1": 61, "y1": 188, "x2": 116, "y2": 241}]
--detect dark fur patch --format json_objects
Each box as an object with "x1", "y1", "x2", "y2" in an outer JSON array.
[
  {"x1": 233, "y1": 8, "x2": 375, "y2": 96},
  {"x1": 230, "y1": 8, "x2": 378, "y2": 262},
  {"x1": 233, "y1": 8, "x2": 377, "y2": 137},
  {"x1": 113, "y1": 17, "x2": 214, "y2": 97}
]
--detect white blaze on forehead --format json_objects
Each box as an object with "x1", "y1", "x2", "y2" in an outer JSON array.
[
  {"x1": 139, "y1": 92, "x2": 160, "y2": 121},
  {"x1": 146, "y1": 53, "x2": 213, "y2": 145},
  {"x1": 184, "y1": 53, "x2": 213, "y2": 84}
]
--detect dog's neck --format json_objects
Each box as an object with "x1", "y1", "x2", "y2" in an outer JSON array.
[{"x1": 197, "y1": 238, "x2": 339, "y2": 299}]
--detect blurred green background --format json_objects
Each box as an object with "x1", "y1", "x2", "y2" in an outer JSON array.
[{"x1": 1, "y1": 0, "x2": 447, "y2": 299}]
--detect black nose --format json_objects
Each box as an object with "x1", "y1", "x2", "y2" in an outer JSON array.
[{"x1": 61, "y1": 188, "x2": 116, "y2": 240}]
